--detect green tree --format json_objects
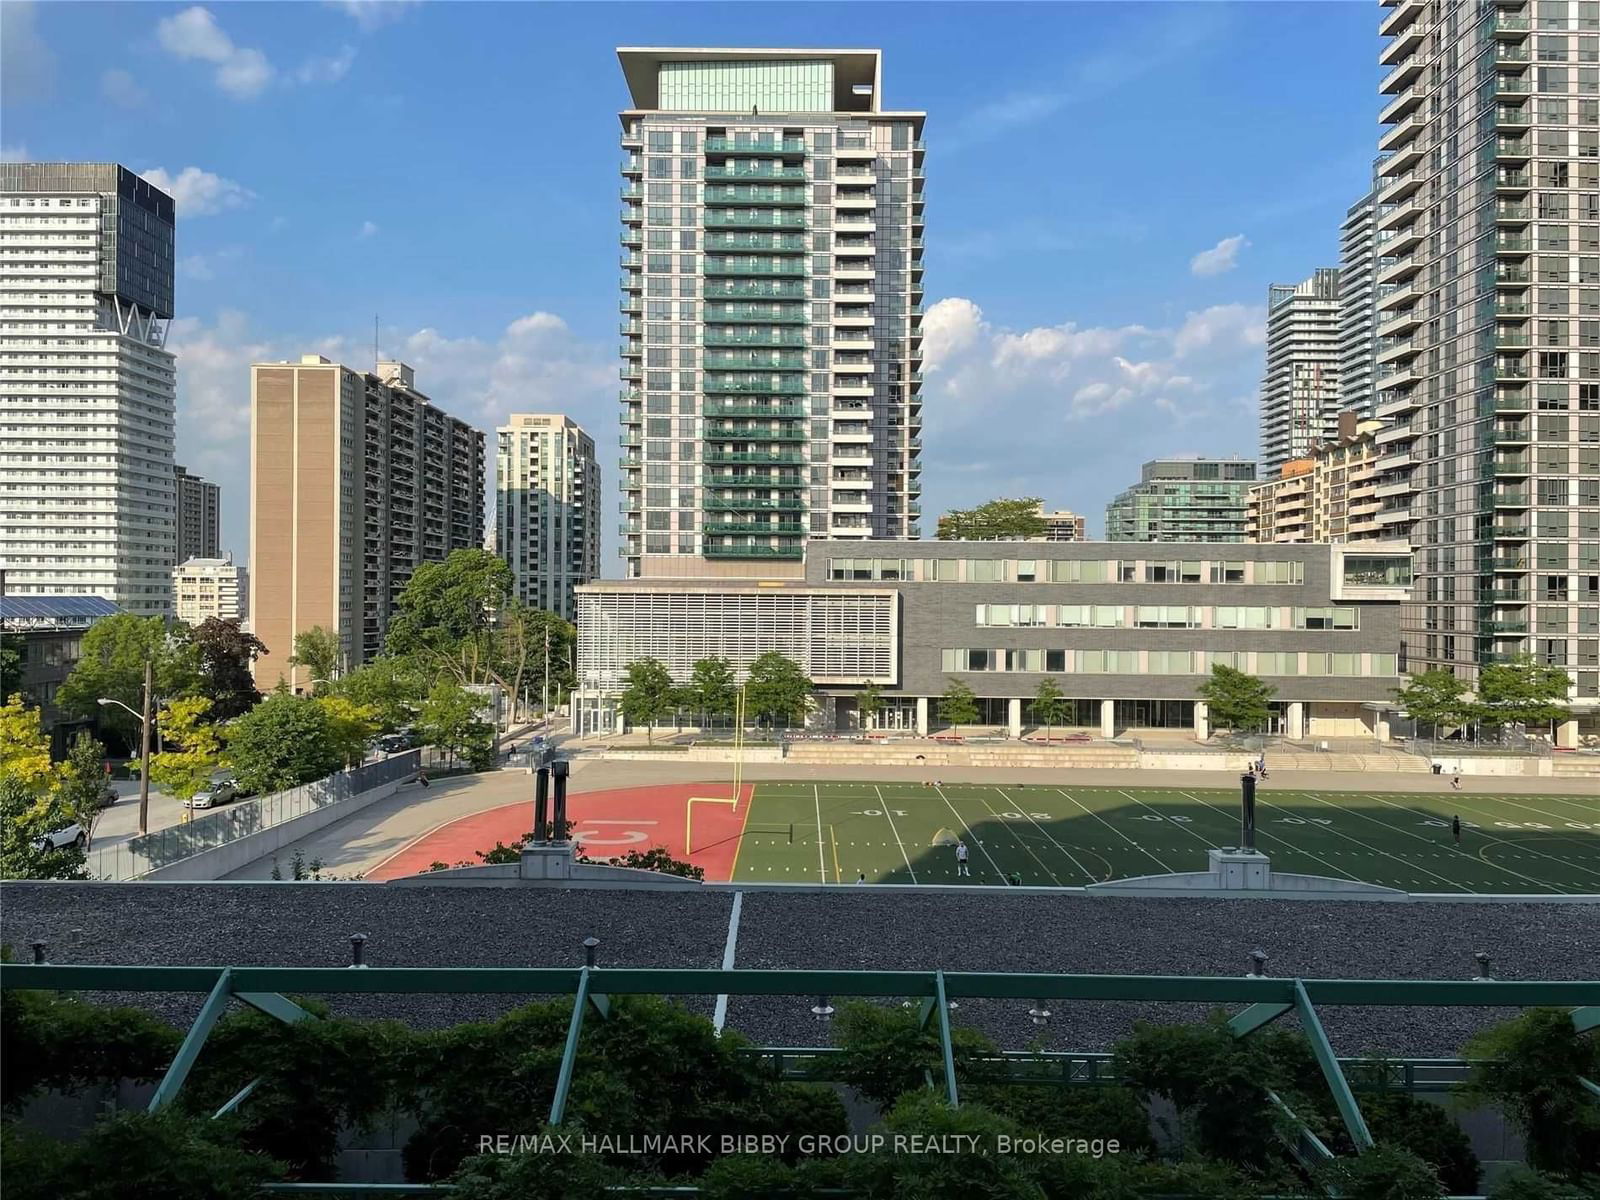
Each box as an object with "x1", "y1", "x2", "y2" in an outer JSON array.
[
  {"x1": 55, "y1": 730, "x2": 111, "y2": 837},
  {"x1": 1475, "y1": 656, "x2": 1573, "y2": 731},
  {"x1": 0, "y1": 633, "x2": 25, "y2": 702},
  {"x1": 617, "y1": 657, "x2": 674, "y2": 744},
  {"x1": 384, "y1": 549, "x2": 513, "y2": 678},
  {"x1": 1393, "y1": 668, "x2": 1475, "y2": 735},
  {"x1": 745, "y1": 650, "x2": 811, "y2": 729},
  {"x1": 332, "y1": 656, "x2": 427, "y2": 734},
  {"x1": 0, "y1": 773, "x2": 87, "y2": 879},
  {"x1": 688, "y1": 656, "x2": 737, "y2": 729},
  {"x1": 1465, "y1": 1007, "x2": 1600, "y2": 1176},
  {"x1": 857, "y1": 682, "x2": 883, "y2": 732},
  {"x1": 0, "y1": 693, "x2": 55, "y2": 791},
  {"x1": 286, "y1": 625, "x2": 340, "y2": 692},
  {"x1": 1196, "y1": 663, "x2": 1277, "y2": 735},
  {"x1": 495, "y1": 604, "x2": 575, "y2": 720},
  {"x1": 935, "y1": 496, "x2": 1048, "y2": 540},
  {"x1": 225, "y1": 693, "x2": 342, "y2": 795},
  {"x1": 417, "y1": 679, "x2": 494, "y2": 769},
  {"x1": 1316, "y1": 1144, "x2": 1445, "y2": 1200},
  {"x1": 1487, "y1": 1167, "x2": 1596, "y2": 1200},
  {"x1": 937, "y1": 679, "x2": 979, "y2": 730},
  {"x1": 54, "y1": 614, "x2": 201, "y2": 748},
  {"x1": 187, "y1": 617, "x2": 267, "y2": 719},
  {"x1": 317, "y1": 695, "x2": 381, "y2": 768},
  {"x1": 144, "y1": 697, "x2": 224, "y2": 806},
  {"x1": 1031, "y1": 677, "x2": 1066, "y2": 741}
]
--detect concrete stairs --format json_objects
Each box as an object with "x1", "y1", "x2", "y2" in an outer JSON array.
[
  {"x1": 1552, "y1": 756, "x2": 1600, "y2": 780},
  {"x1": 784, "y1": 742, "x2": 1140, "y2": 769}
]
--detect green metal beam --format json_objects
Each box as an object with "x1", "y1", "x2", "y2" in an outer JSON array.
[
  {"x1": 1573, "y1": 1006, "x2": 1600, "y2": 1034},
  {"x1": 1293, "y1": 979, "x2": 1373, "y2": 1152},
  {"x1": 933, "y1": 970, "x2": 958, "y2": 1108},
  {"x1": 1265, "y1": 1088, "x2": 1335, "y2": 1165},
  {"x1": 235, "y1": 992, "x2": 316, "y2": 1024},
  {"x1": 916, "y1": 997, "x2": 935, "y2": 1029},
  {"x1": 212, "y1": 1077, "x2": 261, "y2": 1120},
  {"x1": 1580, "y1": 1076, "x2": 1600, "y2": 1100},
  {"x1": 149, "y1": 968, "x2": 233, "y2": 1113},
  {"x1": 1229, "y1": 1002, "x2": 1293, "y2": 1038},
  {"x1": 549, "y1": 967, "x2": 593, "y2": 1127}
]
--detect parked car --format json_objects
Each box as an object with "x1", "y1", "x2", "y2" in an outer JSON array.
[
  {"x1": 184, "y1": 778, "x2": 240, "y2": 810},
  {"x1": 36, "y1": 823, "x2": 87, "y2": 852},
  {"x1": 377, "y1": 732, "x2": 417, "y2": 754},
  {"x1": 96, "y1": 783, "x2": 117, "y2": 809}
]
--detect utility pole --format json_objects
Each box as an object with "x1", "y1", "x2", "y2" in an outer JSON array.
[
  {"x1": 542, "y1": 625, "x2": 550, "y2": 729},
  {"x1": 137, "y1": 658, "x2": 153, "y2": 835}
]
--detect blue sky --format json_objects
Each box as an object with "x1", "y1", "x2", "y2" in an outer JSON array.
[{"x1": 2, "y1": 0, "x2": 1382, "y2": 569}]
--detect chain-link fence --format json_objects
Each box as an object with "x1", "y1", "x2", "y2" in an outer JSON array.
[{"x1": 87, "y1": 751, "x2": 422, "y2": 881}]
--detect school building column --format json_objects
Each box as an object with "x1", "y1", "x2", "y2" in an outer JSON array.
[
  {"x1": 1286, "y1": 701, "x2": 1305, "y2": 741},
  {"x1": 915, "y1": 696, "x2": 928, "y2": 737},
  {"x1": 1193, "y1": 701, "x2": 1209, "y2": 741},
  {"x1": 1008, "y1": 697, "x2": 1022, "y2": 739},
  {"x1": 1100, "y1": 699, "x2": 1115, "y2": 739},
  {"x1": 1556, "y1": 718, "x2": 1579, "y2": 749}
]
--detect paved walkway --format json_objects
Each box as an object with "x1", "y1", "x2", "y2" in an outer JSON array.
[{"x1": 222, "y1": 746, "x2": 1595, "y2": 881}]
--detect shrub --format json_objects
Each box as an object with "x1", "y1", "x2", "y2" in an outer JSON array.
[
  {"x1": 1316, "y1": 1142, "x2": 1444, "y2": 1200},
  {"x1": 1487, "y1": 1165, "x2": 1600, "y2": 1200},
  {"x1": 0, "y1": 987, "x2": 180, "y2": 1111},
  {"x1": 833, "y1": 1000, "x2": 1000, "y2": 1108},
  {"x1": 1466, "y1": 1007, "x2": 1600, "y2": 1177}
]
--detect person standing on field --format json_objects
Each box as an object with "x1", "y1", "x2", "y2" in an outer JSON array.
[
  {"x1": 955, "y1": 840, "x2": 970, "y2": 877},
  {"x1": 1452, "y1": 814, "x2": 1462, "y2": 847}
]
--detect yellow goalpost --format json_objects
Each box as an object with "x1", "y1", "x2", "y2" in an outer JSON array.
[{"x1": 686, "y1": 686, "x2": 746, "y2": 855}]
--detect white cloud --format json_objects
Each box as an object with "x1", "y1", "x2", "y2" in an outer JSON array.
[
  {"x1": 178, "y1": 248, "x2": 242, "y2": 282},
  {"x1": 325, "y1": 0, "x2": 420, "y2": 30},
  {"x1": 1190, "y1": 233, "x2": 1250, "y2": 278},
  {"x1": 139, "y1": 167, "x2": 255, "y2": 217},
  {"x1": 101, "y1": 68, "x2": 149, "y2": 108},
  {"x1": 917, "y1": 295, "x2": 1268, "y2": 536},
  {"x1": 0, "y1": 144, "x2": 29, "y2": 163},
  {"x1": 1, "y1": 1, "x2": 55, "y2": 104},
  {"x1": 291, "y1": 45, "x2": 356, "y2": 85},
  {"x1": 157, "y1": 6, "x2": 275, "y2": 99},
  {"x1": 357, "y1": 220, "x2": 379, "y2": 239}
]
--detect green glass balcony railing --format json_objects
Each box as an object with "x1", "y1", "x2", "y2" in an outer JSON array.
[
  {"x1": 703, "y1": 474, "x2": 804, "y2": 488},
  {"x1": 704, "y1": 232, "x2": 808, "y2": 252},
  {"x1": 703, "y1": 375, "x2": 806, "y2": 395},
  {"x1": 704, "y1": 165, "x2": 807, "y2": 182},
  {"x1": 703, "y1": 280, "x2": 807, "y2": 299},
  {"x1": 702, "y1": 521, "x2": 806, "y2": 536},
  {"x1": 704, "y1": 137, "x2": 806, "y2": 155},
  {"x1": 703, "y1": 401, "x2": 806, "y2": 418},
  {"x1": 704, "y1": 449, "x2": 806, "y2": 465},
  {"x1": 703, "y1": 350, "x2": 806, "y2": 370},
  {"x1": 703, "y1": 303, "x2": 808, "y2": 324},
  {"x1": 703, "y1": 211, "x2": 807, "y2": 230},
  {"x1": 704, "y1": 185, "x2": 808, "y2": 206},
  {"x1": 704, "y1": 258, "x2": 807, "y2": 277},
  {"x1": 703, "y1": 329, "x2": 807, "y2": 348},
  {"x1": 702, "y1": 496, "x2": 805, "y2": 511},
  {"x1": 704, "y1": 543, "x2": 806, "y2": 559},
  {"x1": 705, "y1": 425, "x2": 806, "y2": 442}
]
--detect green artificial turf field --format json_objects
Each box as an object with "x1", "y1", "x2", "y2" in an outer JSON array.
[{"x1": 726, "y1": 781, "x2": 1600, "y2": 895}]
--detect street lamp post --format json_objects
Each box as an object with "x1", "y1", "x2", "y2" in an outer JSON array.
[{"x1": 98, "y1": 658, "x2": 154, "y2": 835}]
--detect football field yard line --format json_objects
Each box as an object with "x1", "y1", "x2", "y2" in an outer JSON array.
[
  {"x1": 1322, "y1": 792, "x2": 1585, "y2": 896},
  {"x1": 873, "y1": 784, "x2": 918, "y2": 883},
  {"x1": 1482, "y1": 791, "x2": 1600, "y2": 828},
  {"x1": 993, "y1": 786, "x2": 1090, "y2": 884},
  {"x1": 1115, "y1": 789, "x2": 1233, "y2": 852},
  {"x1": 933, "y1": 785, "x2": 1010, "y2": 885},
  {"x1": 1055, "y1": 789, "x2": 1177, "y2": 875},
  {"x1": 1359, "y1": 792, "x2": 1594, "y2": 892},
  {"x1": 1246, "y1": 791, "x2": 1475, "y2": 894},
  {"x1": 812, "y1": 784, "x2": 826, "y2": 884},
  {"x1": 1445, "y1": 791, "x2": 1600, "y2": 860},
  {"x1": 973, "y1": 787, "x2": 1063, "y2": 885},
  {"x1": 1177, "y1": 790, "x2": 1365, "y2": 884},
  {"x1": 1379, "y1": 789, "x2": 1600, "y2": 884}
]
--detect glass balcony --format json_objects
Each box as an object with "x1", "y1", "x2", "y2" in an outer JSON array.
[
  {"x1": 702, "y1": 521, "x2": 806, "y2": 536},
  {"x1": 704, "y1": 449, "x2": 805, "y2": 465},
  {"x1": 1492, "y1": 490, "x2": 1530, "y2": 506},
  {"x1": 1492, "y1": 13, "x2": 1530, "y2": 33},
  {"x1": 704, "y1": 543, "x2": 805, "y2": 560},
  {"x1": 703, "y1": 303, "x2": 808, "y2": 323},
  {"x1": 1492, "y1": 74, "x2": 1531, "y2": 96},
  {"x1": 621, "y1": 229, "x2": 642, "y2": 247},
  {"x1": 704, "y1": 232, "x2": 808, "y2": 252},
  {"x1": 702, "y1": 375, "x2": 806, "y2": 394},
  {"x1": 705, "y1": 425, "x2": 806, "y2": 442},
  {"x1": 703, "y1": 185, "x2": 807, "y2": 206},
  {"x1": 1494, "y1": 389, "x2": 1530, "y2": 411},
  {"x1": 1494, "y1": 298, "x2": 1529, "y2": 314},
  {"x1": 621, "y1": 184, "x2": 643, "y2": 200},
  {"x1": 704, "y1": 165, "x2": 807, "y2": 182},
  {"x1": 704, "y1": 137, "x2": 806, "y2": 155},
  {"x1": 621, "y1": 157, "x2": 642, "y2": 175},
  {"x1": 703, "y1": 473, "x2": 804, "y2": 488},
  {"x1": 703, "y1": 350, "x2": 806, "y2": 369},
  {"x1": 1493, "y1": 455, "x2": 1530, "y2": 475},
  {"x1": 702, "y1": 496, "x2": 805, "y2": 511},
  {"x1": 703, "y1": 258, "x2": 807, "y2": 277},
  {"x1": 1491, "y1": 523, "x2": 1529, "y2": 538},
  {"x1": 1495, "y1": 170, "x2": 1531, "y2": 190},
  {"x1": 703, "y1": 329, "x2": 807, "y2": 348},
  {"x1": 703, "y1": 211, "x2": 807, "y2": 230},
  {"x1": 703, "y1": 280, "x2": 807, "y2": 299},
  {"x1": 1483, "y1": 620, "x2": 1529, "y2": 635}
]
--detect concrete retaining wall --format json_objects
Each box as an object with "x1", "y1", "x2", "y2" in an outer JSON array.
[{"x1": 141, "y1": 775, "x2": 413, "y2": 881}]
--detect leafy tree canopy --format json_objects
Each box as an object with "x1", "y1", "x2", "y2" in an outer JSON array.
[
  {"x1": 385, "y1": 549, "x2": 513, "y2": 661},
  {"x1": 417, "y1": 679, "x2": 494, "y2": 769},
  {"x1": 1393, "y1": 669, "x2": 1475, "y2": 732},
  {"x1": 331, "y1": 656, "x2": 427, "y2": 734},
  {"x1": 687, "y1": 656, "x2": 738, "y2": 724},
  {"x1": 224, "y1": 693, "x2": 342, "y2": 795},
  {"x1": 54, "y1": 615, "x2": 201, "y2": 747},
  {"x1": 1197, "y1": 663, "x2": 1277, "y2": 735},
  {"x1": 1475, "y1": 656, "x2": 1573, "y2": 730},
  {"x1": 937, "y1": 679, "x2": 979, "y2": 728},
  {"x1": 187, "y1": 617, "x2": 266, "y2": 720},
  {"x1": 144, "y1": 697, "x2": 224, "y2": 805},
  {"x1": 1031, "y1": 677, "x2": 1067, "y2": 733},
  {"x1": 617, "y1": 657, "x2": 674, "y2": 744},
  {"x1": 744, "y1": 651, "x2": 811, "y2": 727},
  {"x1": 936, "y1": 497, "x2": 1048, "y2": 541},
  {"x1": 317, "y1": 696, "x2": 381, "y2": 768},
  {"x1": 286, "y1": 626, "x2": 340, "y2": 692}
]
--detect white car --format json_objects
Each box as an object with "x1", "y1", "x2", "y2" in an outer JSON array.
[
  {"x1": 184, "y1": 779, "x2": 240, "y2": 810},
  {"x1": 37, "y1": 823, "x2": 87, "y2": 852}
]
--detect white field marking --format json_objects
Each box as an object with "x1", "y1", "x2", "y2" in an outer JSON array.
[
  {"x1": 712, "y1": 890, "x2": 743, "y2": 1036},
  {"x1": 1319, "y1": 791, "x2": 1585, "y2": 895},
  {"x1": 988, "y1": 786, "x2": 1079, "y2": 885},
  {"x1": 933, "y1": 785, "x2": 1009, "y2": 884},
  {"x1": 873, "y1": 784, "x2": 918, "y2": 883},
  {"x1": 1436, "y1": 792, "x2": 1600, "y2": 858},
  {"x1": 1055, "y1": 790, "x2": 1176, "y2": 875},
  {"x1": 1175, "y1": 790, "x2": 1363, "y2": 883},
  {"x1": 1358, "y1": 793, "x2": 1590, "y2": 892},
  {"x1": 813, "y1": 785, "x2": 827, "y2": 884},
  {"x1": 1114, "y1": 789, "x2": 1228, "y2": 850},
  {"x1": 1242, "y1": 792, "x2": 1475, "y2": 894},
  {"x1": 1480, "y1": 791, "x2": 1600, "y2": 825}
]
